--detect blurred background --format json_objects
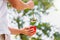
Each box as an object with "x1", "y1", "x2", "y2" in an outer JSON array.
[{"x1": 3, "y1": 0, "x2": 60, "y2": 40}]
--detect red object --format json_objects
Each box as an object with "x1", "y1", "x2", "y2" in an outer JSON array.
[{"x1": 30, "y1": 26, "x2": 36, "y2": 34}]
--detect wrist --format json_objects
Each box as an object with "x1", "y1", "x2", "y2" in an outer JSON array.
[{"x1": 19, "y1": 29, "x2": 23, "y2": 34}]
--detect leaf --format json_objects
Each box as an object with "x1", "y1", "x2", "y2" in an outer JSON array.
[
  {"x1": 36, "y1": 23, "x2": 51, "y2": 36},
  {"x1": 33, "y1": 0, "x2": 38, "y2": 5},
  {"x1": 16, "y1": 10, "x2": 21, "y2": 13},
  {"x1": 23, "y1": 9, "x2": 30, "y2": 16},
  {"x1": 41, "y1": 23, "x2": 51, "y2": 31},
  {"x1": 37, "y1": 23, "x2": 42, "y2": 29},
  {"x1": 31, "y1": 37, "x2": 37, "y2": 40},
  {"x1": 42, "y1": 2, "x2": 52, "y2": 10},
  {"x1": 30, "y1": 21, "x2": 36, "y2": 25},
  {"x1": 54, "y1": 32, "x2": 60, "y2": 40},
  {"x1": 31, "y1": 37, "x2": 41, "y2": 40},
  {"x1": 30, "y1": 18, "x2": 36, "y2": 25},
  {"x1": 20, "y1": 34, "x2": 29, "y2": 40},
  {"x1": 7, "y1": 2, "x2": 11, "y2": 8},
  {"x1": 28, "y1": 11, "x2": 34, "y2": 16},
  {"x1": 22, "y1": 0, "x2": 28, "y2": 3}
]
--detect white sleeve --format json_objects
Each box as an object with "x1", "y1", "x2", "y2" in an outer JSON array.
[
  {"x1": 0, "y1": 1, "x2": 7, "y2": 18},
  {"x1": 0, "y1": 8, "x2": 6, "y2": 18}
]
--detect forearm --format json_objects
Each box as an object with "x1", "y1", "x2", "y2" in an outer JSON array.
[
  {"x1": 8, "y1": 0, "x2": 29, "y2": 10},
  {"x1": 8, "y1": 27, "x2": 22, "y2": 35}
]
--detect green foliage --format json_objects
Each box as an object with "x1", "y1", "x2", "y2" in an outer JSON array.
[
  {"x1": 30, "y1": 18, "x2": 36, "y2": 25},
  {"x1": 35, "y1": 0, "x2": 52, "y2": 10},
  {"x1": 54, "y1": 32, "x2": 60, "y2": 40},
  {"x1": 42, "y1": 2, "x2": 52, "y2": 10},
  {"x1": 41, "y1": 23, "x2": 51, "y2": 31},
  {"x1": 22, "y1": 0, "x2": 29, "y2": 3},
  {"x1": 37, "y1": 23, "x2": 42, "y2": 29},
  {"x1": 23, "y1": 9, "x2": 31, "y2": 16},
  {"x1": 33, "y1": 0, "x2": 39, "y2": 5},
  {"x1": 7, "y1": 2, "x2": 11, "y2": 8},
  {"x1": 37, "y1": 23, "x2": 51, "y2": 30},
  {"x1": 20, "y1": 34, "x2": 29, "y2": 40},
  {"x1": 37, "y1": 23, "x2": 51, "y2": 37},
  {"x1": 31, "y1": 37, "x2": 42, "y2": 40},
  {"x1": 16, "y1": 10, "x2": 21, "y2": 13},
  {"x1": 28, "y1": 10, "x2": 34, "y2": 16}
]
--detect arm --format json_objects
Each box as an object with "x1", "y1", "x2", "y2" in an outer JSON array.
[
  {"x1": 8, "y1": 0, "x2": 34, "y2": 10},
  {"x1": 8, "y1": 26, "x2": 36, "y2": 36},
  {"x1": 8, "y1": 27, "x2": 22, "y2": 35}
]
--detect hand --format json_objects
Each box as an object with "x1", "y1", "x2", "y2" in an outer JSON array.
[
  {"x1": 21, "y1": 26, "x2": 36, "y2": 36},
  {"x1": 27, "y1": 0, "x2": 34, "y2": 9}
]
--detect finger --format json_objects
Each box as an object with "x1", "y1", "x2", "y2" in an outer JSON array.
[
  {"x1": 26, "y1": 30, "x2": 35, "y2": 36},
  {"x1": 27, "y1": 29, "x2": 35, "y2": 33},
  {"x1": 29, "y1": 32, "x2": 34, "y2": 36},
  {"x1": 30, "y1": 28, "x2": 35, "y2": 32},
  {"x1": 28, "y1": 31, "x2": 35, "y2": 35},
  {"x1": 25, "y1": 28, "x2": 29, "y2": 30},
  {"x1": 30, "y1": 28, "x2": 35, "y2": 31},
  {"x1": 23, "y1": 27, "x2": 30, "y2": 30}
]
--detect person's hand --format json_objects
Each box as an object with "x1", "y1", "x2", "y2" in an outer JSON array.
[
  {"x1": 21, "y1": 26, "x2": 36, "y2": 36},
  {"x1": 26, "y1": 0, "x2": 34, "y2": 9}
]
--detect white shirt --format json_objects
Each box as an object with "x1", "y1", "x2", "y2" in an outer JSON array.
[{"x1": 0, "y1": 0, "x2": 10, "y2": 34}]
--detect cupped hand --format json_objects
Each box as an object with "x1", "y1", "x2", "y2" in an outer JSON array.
[{"x1": 21, "y1": 26, "x2": 36, "y2": 36}]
